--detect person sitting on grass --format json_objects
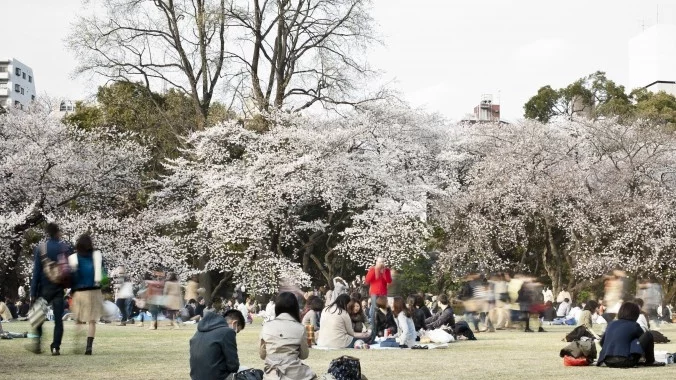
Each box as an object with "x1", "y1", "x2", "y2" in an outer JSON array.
[
  {"x1": 392, "y1": 296, "x2": 417, "y2": 348},
  {"x1": 596, "y1": 302, "x2": 665, "y2": 368},
  {"x1": 372, "y1": 296, "x2": 397, "y2": 341},
  {"x1": 407, "y1": 295, "x2": 426, "y2": 333},
  {"x1": 576, "y1": 300, "x2": 601, "y2": 339},
  {"x1": 189, "y1": 309, "x2": 246, "y2": 380},
  {"x1": 301, "y1": 296, "x2": 324, "y2": 332},
  {"x1": 425, "y1": 294, "x2": 476, "y2": 340},
  {"x1": 317, "y1": 294, "x2": 370, "y2": 348},
  {"x1": 347, "y1": 299, "x2": 370, "y2": 342},
  {"x1": 259, "y1": 292, "x2": 316, "y2": 380}
]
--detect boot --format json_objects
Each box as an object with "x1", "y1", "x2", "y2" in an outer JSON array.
[{"x1": 85, "y1": 337, "x2": 94, "y2": 355}]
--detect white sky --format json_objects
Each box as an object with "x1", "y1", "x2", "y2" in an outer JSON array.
[{"x1": 1, "y1": 0, "x2": 674, "y2": 121}]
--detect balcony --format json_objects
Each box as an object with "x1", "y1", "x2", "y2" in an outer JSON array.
[
  {"x1": 0, "y1": 72, "x2": 8, "y2": 80},
  {"x1": 0, "y1": 88, "x2": 8, "y2": 97}
]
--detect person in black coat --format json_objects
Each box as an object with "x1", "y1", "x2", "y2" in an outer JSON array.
[
  {"x1": 424, "y1": 294, "x2": 476, "y2": 340},
  {"x1": 189, "y1": 310, "x2": 246, "y2": 380},
  {"x1": 28, "y1": 223, "x2": 73, "y2": 355},
  {"x1": 407, "y1": 295, "x2": 426, "y2": 332},
  {"x1": 597, "y1": 302, "x2": 665, "y2": 368}
]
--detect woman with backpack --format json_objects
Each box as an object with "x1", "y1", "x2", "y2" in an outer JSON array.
[{"x1": 68, "y1": 234, "x2": 104, "y2": 355}]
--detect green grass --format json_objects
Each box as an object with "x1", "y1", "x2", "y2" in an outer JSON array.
[{"x1": 3, "y1": 319, "x2": 676, "y2": 379}]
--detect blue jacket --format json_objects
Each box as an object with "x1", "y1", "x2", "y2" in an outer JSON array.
[
  {"x1": 189, "y1": 312, "x2": 239, "y2": 380},
  {"x1": 597, "y1": 319, "x2": 644, "y2": 366},
  {"x1": 30, "y1": 238, "x2": 73, "y2": 299}
]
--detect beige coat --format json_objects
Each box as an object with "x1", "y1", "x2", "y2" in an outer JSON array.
[
  {"x1": 259, "y1": 313, "x2": 316, "y2": 380},
  {"x1": 163, "y1": 281, "x2": 182, "y2": 311},
  {"x1": 184, "y1": 280, "x2": 199, "y2": 302},
  {"x1": 316, "y1": 306, "x2": 355, "y2": 348}
]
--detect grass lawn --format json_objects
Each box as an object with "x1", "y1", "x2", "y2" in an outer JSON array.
[{"x1": 3, "y1": 319, "x2": 676, "y2": 379}]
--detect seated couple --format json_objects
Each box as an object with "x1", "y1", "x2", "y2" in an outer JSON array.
[{"x1": 190, "y1": 292, "x2": 318, "y2": 380}]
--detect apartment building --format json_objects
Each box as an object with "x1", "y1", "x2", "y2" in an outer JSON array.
[{"x1": 0, "y1": 58, "x2": 36, "y2": 110}]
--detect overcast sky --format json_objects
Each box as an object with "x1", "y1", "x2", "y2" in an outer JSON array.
[{"x1": 1, "y1": 0, "x2": 674, "y2": 121}]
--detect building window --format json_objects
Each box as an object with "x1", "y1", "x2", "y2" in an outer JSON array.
[
  {"x1": 29, "y1": 75, "x2": 32, "y2": 83},
  {"x1": 0, "y1": 83, "x2": 6, "y2": 89},
  {"x1": 0, "y1": 66, "x2": 7, "y2": 72},
  {"x1": 31, "y1": 95, "x2": 35, "y2": 101},
  {"x1": 15, "y1": 68, "x2": 21, "y2": 76},
  {"x1": 20, "y1": 87, "x2": 24, "y2": 95},
  {"x1": 22, "y1": 72, "x2": 26, "y2": 79},
  {"x1": 14, "y1": 84, "x2": 20, "y2": 92},
  {"x1": 14, "y1": 100, "x2": 20, "y2": 106}
]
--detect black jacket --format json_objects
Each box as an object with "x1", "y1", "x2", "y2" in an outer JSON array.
[
  {"x1": 425, "y1": 305, "x2": 455, "y2": 330},
  {"x1": 411, "y1": 308, "x2": 426, "y2": 332},
  {"x1": 189, "y1": 312, "x2": 239, "y2": 380},
  {"x1": 374, "y1": 308, "x2": 398, "y2": 337},
  {"x1": 597, "y1": 319, "x2": 644, "y2": 366}
]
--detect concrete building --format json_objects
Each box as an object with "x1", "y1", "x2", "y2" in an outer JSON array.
[
  {"x1": 462, "y1": 94, "x2": 508, "y2": 124},
  {"x1": 629, "y1": 24, "x2": 676, "y2": 96},
  {"x1": 0, "y1": 58, "x2": 36, "y2": 110}
]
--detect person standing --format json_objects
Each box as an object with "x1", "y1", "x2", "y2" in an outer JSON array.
[
  {"x1": 164, "y1": 272, "x2": 182, "y2": 329},
  {"x1": 28, "y1": 223, "x2": 72, "y2": 355},
  {"x1": 68, "y1": 234, "x2": 104, "y2": 355},
  {"x1": 364, "y1": 257, "x2": 392, "y2": 326},
  {"x1": 556, "y1": 286, "x2": 572, "y2": 305},
  {"x1": 114, "y1": 267, "x2": 134, "y2": 326}
]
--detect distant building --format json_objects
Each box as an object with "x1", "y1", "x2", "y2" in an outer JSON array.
[
  {"x1": 55, "y1": 100, "x2": 77, "y2": 117},
  {"x1": 462, "y1": 94, "x2": 508, "y2": 124},
  {"x1": 0, "y1": 58, "x2": 36, "y2": 110},
  {"x1": 629, "y1": 24, "x2": 676, "y2": 96}
]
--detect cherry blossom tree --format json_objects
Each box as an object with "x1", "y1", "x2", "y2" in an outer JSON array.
[
  {"x1": 435, "y1": 118, "x2": 676, "y2": 297},
  {"x1": 152, "y1": 103, "x2": 450, "y2": 294},
  {"x1": 0, "y1": 102, "x2": 149, "y2": 297}
]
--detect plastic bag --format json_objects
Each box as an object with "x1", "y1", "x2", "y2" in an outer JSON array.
[{"x1": 428, "y1": 328, "x2": 455, "y2": 343}]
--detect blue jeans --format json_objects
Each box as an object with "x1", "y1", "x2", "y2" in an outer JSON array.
[{"x1": 369, "y1": 295, "x2": 377, "y2": 326}]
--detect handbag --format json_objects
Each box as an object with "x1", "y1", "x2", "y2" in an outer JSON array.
[
  {"x1": 327, "y1": 355, "x2": 362, "y2": 380},
  {"x1": 28, "y1": 298, "x2": 48, "y2": 330},
  {"x1": 39, "y1": 241, "x2": 72, "y2": 287}
]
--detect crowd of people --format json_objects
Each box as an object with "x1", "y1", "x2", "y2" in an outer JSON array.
[{"x1": 2, "y1": 224, "x2": 676, "y2": 379}]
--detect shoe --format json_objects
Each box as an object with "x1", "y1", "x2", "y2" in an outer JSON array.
[
  {"x1": 524, "y1": 328, "x2": 535, "y2": 332},
  {"x1": 116, "y1": 322, "x2": 126, "y2": 326},
  {"x1": 50, "y1": 344, "x2": 60, "y2": 356},
  {"x1": 85, "y1": 337, "x2": 94, "y2": 355},
  {"x1": 538, "y1": 327, "x2": 546, "y2": 332},
  {"x1": 644, "y1": 361, "x2": 666, "y2": 367}
]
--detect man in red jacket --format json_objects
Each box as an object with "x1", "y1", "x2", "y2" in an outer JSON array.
[{"x1": 364, "y1": 257, "x2": 392, "y2": 325}]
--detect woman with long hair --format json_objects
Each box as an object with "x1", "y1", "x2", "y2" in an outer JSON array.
[
  {"x1": 260, "y1": 292, "x2": 316, "y2": 380},
  {"x1": 68, "y1": 234, "x2": 104, "y2": 355},
  {"x1": 393, "y1": 296, "x2": 417, "y2": 348},
  {"x1": 407, "y1": 295, "x2": 426, "y2": 332},
  {"x1": 317, "y1": 294, "x2": 370, "y2": 348},
  {"x1": 347, "y1": 300, "x2": 370, "y2": 340}
]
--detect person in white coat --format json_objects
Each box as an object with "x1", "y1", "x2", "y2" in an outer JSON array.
[{"x1": 392, "y1": 296, "x2": 417, "y2": 348}]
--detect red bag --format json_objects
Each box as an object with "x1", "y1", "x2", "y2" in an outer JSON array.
[{"x1": 563, "y1": 355, "x2": 589, "y2": 366}]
